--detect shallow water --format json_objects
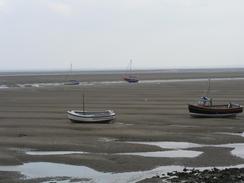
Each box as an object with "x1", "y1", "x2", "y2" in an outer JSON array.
[
  {"x1": 3, "y1": 77, "x2": 244, "y2": 89},
  {"x1": 128, "y1": 141, "x2": 203, "y2": 149},
  {"x1": 4, "y1": 139, "x2": 244, "y2": 182},
  {"x1": 42, "y1": 180, "x2": 79, "y2": 183},
  {"x1": 118, "y1": 149, "x2": 203, "y2": 158},
  {"x1": 212, "y1": 132, "x2": 244, "y2": 159},
  {"x1": 97, "y1": 137, "x2": 117, "y2": 142},
  {"x1": 2, "y1": 162, "x2": 244, "y2": 183},
  {"x1": 24, "y1": 141, "x2": 204, "y2": 158},
  {"x1": 24, "y1": 140, "x2": 244, "y2": 160},
  {"x1": 0, "y1": 162, "x2": 184, "y2": 183},
  {"x1": 26, "y1": 151, "x2": 87, "y2": 156},
  {"x1": 0, "y1": 85, "x2": 8, "y2": 89},
  {"x1": 17, "y1": 83, "x2": 64, "y2": 88},
  {"x1": 140, "y1": 77, "x2": 244, "y2": 84},
  {"x1": 216, "y1": 132, "x2": 244, "y2": 137},
  {"x1": 213, "y1": 143, "x2": 244, "y2": 159},
  {"x1": 127, "y1": 141, "x2": 244, "y2": 160}
]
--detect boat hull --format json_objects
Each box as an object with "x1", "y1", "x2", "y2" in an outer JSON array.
[
  {"x1": 64, "y1": 80, "x2": 80, "y2": 85},
  {"x1": 123, "y1": 77, "x2": 139, "y2": 83},
  {"x1": 189, "y1": 112, "x2": 237, "y2": 118},
  {"x1": 67, "y1": 110, "x2": 115, "y2": 123},
  {"x1": 188, "y1": 104, "x2": 243, "y2": 118}
]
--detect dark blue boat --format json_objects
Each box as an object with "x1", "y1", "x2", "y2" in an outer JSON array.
[
  {"x1": 123, "y1": 76, "x2": 139, "y2": 83},
  {"x1": 123, "y1": 60, "x2": 139, "y2": 83},
  {"x1": 64, "y1": 80, "x2": 80, "y2": 85}
]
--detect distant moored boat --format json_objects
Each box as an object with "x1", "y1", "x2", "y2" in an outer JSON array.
[
  {"x1": 64, "y1": 63, "x2": 80, "y2": 85},
  {"x1": 123, "y1": 59, "x2": 139, "y2": 83},
  {"x1": 123, "y1": 76, "x2": 139, "y2": 83},
  {"x1": 64, "y1": 80, "x2": 80, "y2": 85}
]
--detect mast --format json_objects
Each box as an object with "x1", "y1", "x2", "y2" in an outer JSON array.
[
  {"x1": 70, "y1": 63, "x2": 73, "y2": 76},
  {"x1": 206, "y1": 78, "x2": 211, "y2": 97},
  {"x1": 129, "y1": 59, "x2": 132, "y2": 73},
  {"x1": 82, "y1": 92, "x2": 85, "y2": 112}
]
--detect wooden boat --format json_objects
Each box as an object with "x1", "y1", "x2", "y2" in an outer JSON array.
[
  {"x1": 67, "y1": 94, "x2": 115, "y2": 123},
  {"x1": 188, "y1": 79, "x2": 243, "y2": 117},
  {"x1": 188, "y1": 96, "x2": 243, "y2": 117},
  {"x1": 123, "y1": 60, "x2": 139, "y2": 83},
  {"x1": 67, "y1": 110, "x2": 116, "y2": 123}
]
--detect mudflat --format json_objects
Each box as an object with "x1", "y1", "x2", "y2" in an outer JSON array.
[{"x1": 1, "y1": 70, "x2": 244, "y2": 182}]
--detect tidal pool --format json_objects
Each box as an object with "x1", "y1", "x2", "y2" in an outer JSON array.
[
  {"x1": 0, "y1": 162, "x2": 184, "y2": 183},
  {"x1": 0, "y1": 85, "x2": 8, "y2": 89},
  {"x1": 128, "y1": 141, "x2": 203, "y2": 149},
  {"x1": 26, "y1": 151, "x2": 87, "y2": 156},
  {"x1": 25, "y1": 141, "x2": 204, "y2": 158},
  {"x1": 118, "y1": 149, "x2": 203, "y2": 158},
  {"x1": 2, "y1": 162, "x2": 244, "y2": 183},
  {"x1": 214, "y1": 143, "x2": 244, "y2": 159}
]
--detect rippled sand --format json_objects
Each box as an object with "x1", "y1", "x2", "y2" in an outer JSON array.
[{"x1": 1, "y1": 70, "x2": 244, "y2": 182}]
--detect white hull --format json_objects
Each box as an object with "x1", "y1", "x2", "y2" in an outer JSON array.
[
  {"x1": 190, "y1": 113, "x2": 237, "y2": 118},
  {"x1": 67, "y1": 110, "x2": 115, "y2": 123}
]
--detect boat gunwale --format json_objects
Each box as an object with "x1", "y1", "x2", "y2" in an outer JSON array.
[
  {"x1": 188, "y1": 104, "x2": 243, "y2": 111},
  {"x1": 67, "y1": 110, "x2": 115, "y2": 118},
  {"x1": 188, "y1": 104, "x2": 243, "y2": 116}
]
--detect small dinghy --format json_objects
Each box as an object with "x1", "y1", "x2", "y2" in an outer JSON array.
[
  {"x1": 188, "y1": 96, "x2": 243, "y2": 117},
  {"x1": 67, "y1": 93, "x2": 115, "y2": 123},
  {"x1": 67, "y1": 110, "x2": 116, "y2": 123}
]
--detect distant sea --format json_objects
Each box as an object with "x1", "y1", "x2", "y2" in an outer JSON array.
[{"x1": 1, "y1": 68, "x2": 244, "y2": 76}]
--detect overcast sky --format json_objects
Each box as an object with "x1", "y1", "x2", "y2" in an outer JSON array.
[{"x1": 0, "y1": 0, "x2": 243, "y2": 71}]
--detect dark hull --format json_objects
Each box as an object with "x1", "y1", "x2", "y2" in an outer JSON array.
[
  {"x1": 123, "y1": 77, "x2": 139, "y2": 83},
  {"x1": 188, "y1": 104, "x2": 243, "y2": 118},
  {"x1": 64, "y1": 80, "x2": 80, "y2": 85}
]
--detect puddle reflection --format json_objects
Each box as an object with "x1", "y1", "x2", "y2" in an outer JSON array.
[
  {"x1": 26, "y1": 151, "x2": 87, "y2": 156},
  {"x1": 118, "y1": 150, "x2": 203, "y2": 158},
  {"x1": 0, "y1": 162, "x2": 184, "y2": 183}
]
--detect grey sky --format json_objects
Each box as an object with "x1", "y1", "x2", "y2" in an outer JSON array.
[{"x1": 0, "y1": 0, "x2": 243, "y2": 71}]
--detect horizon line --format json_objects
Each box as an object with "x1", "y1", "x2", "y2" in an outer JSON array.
[{"x1": 1, "y1": 66, "x2": 244, "y2": 73}]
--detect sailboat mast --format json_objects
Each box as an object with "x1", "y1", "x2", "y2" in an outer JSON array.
[
  {"x1": 129, "y1": 59, "x2": 132, "y2": 73},
  {"x1": 70, "y1": 63, "x2": 73, "y2": 75},
  {"x1": 82, "y1": 93, "x2": 85, "y2": 112},
  {"x1": 206, "y1": 78, "x2": 211, "y2": 97}
]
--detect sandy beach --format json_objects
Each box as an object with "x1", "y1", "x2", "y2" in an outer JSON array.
[{"x1": 1, "y1": 70, "x2": 244, "y2": 182}]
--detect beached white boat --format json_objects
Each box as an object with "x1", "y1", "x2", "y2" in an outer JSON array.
[
  {"x1": 67, "y1": 93, "x2": 115, "y2": 123},
  {"x1": 67, "y1": 110, "x2": 116, "y2": 123}
]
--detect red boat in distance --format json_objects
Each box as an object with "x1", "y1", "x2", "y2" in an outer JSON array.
[
  {"x1": 123, "y1": 59, "x2": 139, "y2": 83},
  {"x1": 123, "y1": 75, "x2": 139, "y2": 83}
]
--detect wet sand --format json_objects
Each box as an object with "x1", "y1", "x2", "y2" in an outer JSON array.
[{"x1": 1, "y1": 70, "x2": 244, "y2": 182}]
